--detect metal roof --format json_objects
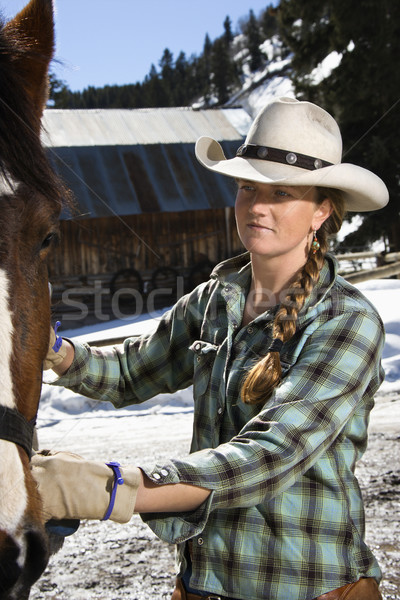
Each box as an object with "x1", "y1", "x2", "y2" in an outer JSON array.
[{"x1": 42, "y1": 108, "x2": 252, "y2": 219}]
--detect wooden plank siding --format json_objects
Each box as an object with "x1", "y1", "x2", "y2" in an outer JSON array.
[
  {"x1": 49, "y1": 208, "x2": 241, "y2": 278},
  {"x1": 48, "y1": 208, "x2": 243, "y2": 325}
]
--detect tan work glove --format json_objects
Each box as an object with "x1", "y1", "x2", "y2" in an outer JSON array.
[
  {"x1": 43, "y1": 323, "x2": 68, "y2": 371},
  {"x1": 31, "y1": 450, "x2": 141, "y2": 523}
]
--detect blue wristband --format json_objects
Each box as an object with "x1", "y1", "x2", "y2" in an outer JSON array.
[
  {"x1": 52, "y1": 321, "x2": 63, "y2": 352},
  {"x1": 102, "y1": 461, "x2": 125, "y2": 521}
]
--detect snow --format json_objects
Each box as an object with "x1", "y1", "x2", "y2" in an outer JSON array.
[
  {"x1": 38, "y1": 278, "x2": 400, "y2": 430},
  {"x1": 243, "y1": 75, "x2": 295, "y2": 117},
  {"x1": 336, "y1": 215, "x2": 364, "y2": 242},
  {"x1": 356, "y1": 279, "x2": 400, "y2": 395},
  {"x1": 307, "y1": 51, "x2": 343, "y2": 85}
]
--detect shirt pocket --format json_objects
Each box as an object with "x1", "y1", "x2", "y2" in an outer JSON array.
[{"x1": 189, "y1": 340, "x2": 219, "y2": 397}]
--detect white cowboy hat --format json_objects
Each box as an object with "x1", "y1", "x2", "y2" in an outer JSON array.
[{"x1": 195, "y1": 97, "x2": 389, "y2": 212}]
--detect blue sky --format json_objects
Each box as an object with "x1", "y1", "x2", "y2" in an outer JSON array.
[{"x1": 3, "y1": 0, "x2": 275, "y2": 91}]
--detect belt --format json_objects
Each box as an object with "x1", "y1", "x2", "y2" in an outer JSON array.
[{"x1": 172, "y1": 577, "x2": 382, "y2": 600}]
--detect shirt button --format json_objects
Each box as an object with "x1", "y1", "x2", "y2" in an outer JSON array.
[
  {"x1": 247, "y1": 327, "x2": 253, "y2": 333},
  {"x1": 217, "y1": 407, "x2": 223, "y2": 415},
  {"x1": 160, "y1": 469, "x2": 169, "y2": 477},
  {"x1": 197, "y1": 537, "x2": 204, "y2": 546},
  {"x1": 153, "y1": 472, "x2": 161, "y2": 480}
]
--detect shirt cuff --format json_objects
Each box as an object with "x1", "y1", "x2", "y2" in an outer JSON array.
[
  {"x1": 43, "y1": 339, "x2": 90, "y2": 387},
  {"x1": 138, "y1": 462, "x2": 214, "y2": 544}
]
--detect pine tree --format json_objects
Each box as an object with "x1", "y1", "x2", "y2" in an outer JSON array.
[
  {"x1": 143, "y1": 64, "x2": 169, "y2": 107},
  {"x1": 196, "y1": 34, "x2": 213, "y2": 105},
  {"x1": 247, "y1": 9, "x2": 264, "y2": 71},
  {"x1": 211, "y1": 38, "x2": 230, "y2": 104},
  {"x1": 159, "y1": 48, "x2": 175, "y2": 105},
  {"x1": 174, "y1": 51, "x2": 189, "y2": 106},
  {"x1": 48, "y1": 72, "x2": 72, "y2": 108},
  {"x1": 223, "y1": 16, "x2": 233, "y2": 46},
  {"x1": 260, "y1": 5, "x2": 279, "y2": 38}
]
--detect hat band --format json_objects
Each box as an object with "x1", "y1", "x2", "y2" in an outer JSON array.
[{"x1": 236, "y1": 144, "x2": 334, "y2": 171}]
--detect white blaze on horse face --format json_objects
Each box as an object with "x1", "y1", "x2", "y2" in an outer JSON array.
[
  {"x1": 0, "y1": 268, "x2": 28, "y2": 533},
  {"x1": 0, "y1": 268, "x2": 16, "y2": 409}
]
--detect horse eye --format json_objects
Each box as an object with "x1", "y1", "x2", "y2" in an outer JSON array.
[{"x1": 41, "y1": 232, "x2": 58, "y2": 250}]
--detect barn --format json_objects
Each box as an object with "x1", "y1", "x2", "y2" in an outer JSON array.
[{"x1": 42, "y1": 107, "x2": 252, "y2": 326}]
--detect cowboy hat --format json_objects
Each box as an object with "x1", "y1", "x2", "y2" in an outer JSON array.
[{"x1": 195, "y1": 97, "x2": 389, "y2": 212}]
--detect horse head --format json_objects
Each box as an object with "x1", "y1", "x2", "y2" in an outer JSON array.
[{"x1": 0, "y1": 1, "x2": 68, "y2": 597}]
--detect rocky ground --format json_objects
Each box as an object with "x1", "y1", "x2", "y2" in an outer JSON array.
[{"x1": 30, "y1": 397, "x2": 400, "y2": 600}]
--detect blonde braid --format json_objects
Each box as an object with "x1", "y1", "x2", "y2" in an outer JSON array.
[{"x1": 241, "y1": 188, "x2": 345, "y2": 405}]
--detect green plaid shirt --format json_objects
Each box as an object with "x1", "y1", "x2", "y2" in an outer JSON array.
[{"x1": 55, "y1": 253, "x2": 385, "y2": 600}]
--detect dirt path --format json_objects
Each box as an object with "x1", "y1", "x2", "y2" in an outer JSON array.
[{"x1": 31, "y1": 400, "x2": 400, "y2": 600}]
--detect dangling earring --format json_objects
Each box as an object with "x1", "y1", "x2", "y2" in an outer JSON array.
[{"x1": 311, "y1": 229, "x2": 320, "y2": 254}]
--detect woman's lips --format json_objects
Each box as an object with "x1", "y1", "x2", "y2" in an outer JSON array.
[{"x1": 247, "y1": 222, "x2": 273, "y2": 231}]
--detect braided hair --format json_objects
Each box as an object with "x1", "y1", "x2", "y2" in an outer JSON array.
[{"x1": 241, "y1": 187, "x2": 346, "y2": 405}]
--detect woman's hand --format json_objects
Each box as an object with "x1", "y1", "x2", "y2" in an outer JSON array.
[
  {"x1": 31, "y1": 450, "x2": 141, "y2": 523},
  {"x1": 43, "y1": 327, "x2": 75, "y2": 375}
]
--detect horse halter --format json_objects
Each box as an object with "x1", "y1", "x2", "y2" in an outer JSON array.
[{"x1": 0, "y1": 406, "x2": 34, "y2": 458}]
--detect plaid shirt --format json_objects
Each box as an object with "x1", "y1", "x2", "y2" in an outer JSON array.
[{"x1": 55, "y1": 253, "x2": 385, "y2": 600}]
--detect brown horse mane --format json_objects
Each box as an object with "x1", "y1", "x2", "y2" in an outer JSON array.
[{"x1": 0, "y1": 11, "x2": 68, "y2": 207}]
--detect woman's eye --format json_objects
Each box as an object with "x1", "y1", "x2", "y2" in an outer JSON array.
[{"x1": 275, "y1": 189, "x2": 290, "y2": 198}]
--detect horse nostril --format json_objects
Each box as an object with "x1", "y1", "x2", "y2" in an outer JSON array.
[
  {"x1": 0, "y1": 534, "x2": 22, "y2": 595},
  {"x1": 21, "y1": 525, "x2": 49, "y2": 588},
  {"x1": 0, "y1": 526, "x2": 50, "y2": 600}
]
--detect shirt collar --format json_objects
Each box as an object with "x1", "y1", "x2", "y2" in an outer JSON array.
[
  {"x1": 211, "y1": 252, "x2": 252, "y2": 289},
  {"x1": 211, "y1": 251, "x2": 338, "y2": 318}
]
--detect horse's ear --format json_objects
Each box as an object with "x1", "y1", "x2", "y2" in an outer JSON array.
[{"x1": 4, "y1": 0, "x2": 54, "y2": 119}]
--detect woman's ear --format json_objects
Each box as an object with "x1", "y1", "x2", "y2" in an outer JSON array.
[{"x1": 313, "y1": 198, "x2": 333, "y2": 230}]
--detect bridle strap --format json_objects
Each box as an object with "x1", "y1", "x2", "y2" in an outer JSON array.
[{"x1": 0, "y1": 406, "x2": 34, "y2": 458}]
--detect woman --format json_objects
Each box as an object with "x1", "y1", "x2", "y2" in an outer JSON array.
[{"x1": 33, "y1": 97, "x2": 389, "y2": 600}]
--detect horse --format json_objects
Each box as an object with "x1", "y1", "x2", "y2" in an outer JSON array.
[{"x1": 0, "y1": 0, "x2": 68, "y2": 597}]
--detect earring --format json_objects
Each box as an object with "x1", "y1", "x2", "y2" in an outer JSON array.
[{"x1": 311, "y1": 229, "x2": 320, "y2": 254}]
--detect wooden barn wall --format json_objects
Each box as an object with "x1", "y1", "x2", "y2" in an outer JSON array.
[{"x1": 48, "y1": 208, "x2": 242, "y2": 283}]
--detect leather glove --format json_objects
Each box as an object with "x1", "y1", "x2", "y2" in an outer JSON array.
[
  {"x1": 43, "y1": 323, "x2": 68, "y2": 371},
  {"x1": 31, "y1": 450, "x2": 141, "y2": 523}
]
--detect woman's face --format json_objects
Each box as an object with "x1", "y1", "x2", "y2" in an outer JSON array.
[{"x1": 235, "y1": 180, "x2": 332, "y2": 264}]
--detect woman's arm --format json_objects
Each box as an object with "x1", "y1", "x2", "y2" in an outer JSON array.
[
  {"x1": 44, "y1": 290, "x2": 208, "y2": 407},
  {"x1": 31, "y1": 451, "x2": 211, "y2": 522},
  {"x1": 135, "y1": 470, "x2": 211, "y2": 513}
]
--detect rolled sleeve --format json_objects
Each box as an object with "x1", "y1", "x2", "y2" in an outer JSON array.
[{"x1": 140, "y1": 460, "x2": 215, "y2": 544}]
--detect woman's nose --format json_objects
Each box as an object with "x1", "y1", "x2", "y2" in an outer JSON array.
[{"x1": 249, "y1": 192, "x2": 269, "y2": 214}]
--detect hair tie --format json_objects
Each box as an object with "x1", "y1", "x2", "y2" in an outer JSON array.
[{"x1": 268, "y1": 338, "x2": 283, "y2": 354}]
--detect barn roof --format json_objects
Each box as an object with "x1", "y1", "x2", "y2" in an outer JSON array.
[{"x1": 42, "y1": 107, "x2": 252, "y2": 219}]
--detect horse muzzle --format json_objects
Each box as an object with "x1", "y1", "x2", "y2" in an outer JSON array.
[{"x1": 0, "y1": 524, "x2": 49, "y2": 600}]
